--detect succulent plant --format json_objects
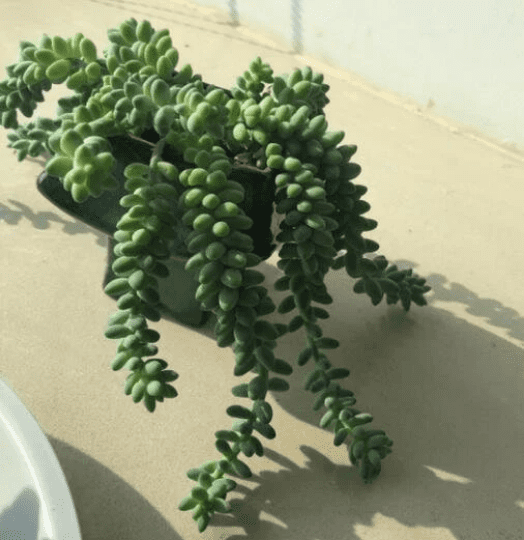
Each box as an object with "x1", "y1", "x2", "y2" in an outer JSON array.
[{"x1": 0, "y1": 18, "x2": 431, "y2": 532}]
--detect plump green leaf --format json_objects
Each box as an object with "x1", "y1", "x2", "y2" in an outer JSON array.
[
  {"x1": 211, "y1": 497, "x2": 231, "y2": 514},
  {"x1": 297, "y1": 347, "x2": 312, "y2": 366},
  {"x1": 277, "y1": 295, "x2": 295, "y2": 314},
  {"x1": 215, "y1": 439, "x2": 233, "y2": 457},
  {"x1": 287, "y1": 316, "x2": 303, "y2": 332},
  {"x1": 45, "y1": 155, "x2": 74, "y2": 177},
  {"x1": 230, "y1": 458, "x2": 252, "y2": 478},
  {"x1": 248, "y1": 376, "x2": 267, "y2": 400},
  {"x1": 104, "y1": 277, "x2": 131, "y2": 296},
  {"x1": 253, "y1": 320, "x2": 278, "y2": 341},
  {"x1": 253, "y1": 400, "x2": 273, "y2": 424},
  {"x1": 254, "y1": 346, "x2": 275, "y2": 369},
  {"x1": 215, "y1": 430, "x2": 240, "y2": 442},
  {"x1": 320, "y1": 409, "x2": 336, "y2": 428},
  {"x1": 252, "y1": 421, "x2": 276, "y2": 439},
  {"x1": 226, "y1": 405, "x2": 254, "y2": 420},
  {"x1": 326, "y1": 367, "x2": 350, "y2": 380},
  {"x1": 104, "y1": 324, "x2": 132, "y2": 339},
  {"x1": 219, "y1": 286, "x2": 239, "y2": 312},
  {"x1": 316, "y1": 337, "x2": 340, "y2": 350},
  {"x1": 267, "y1": 377, "x2": 289, "y2": 392},
  {"x1": 271, "y1": 358, "x2": 293, "y2": 375},
  {"x1": 178, "y1": 496, "x2": 198, "y2": 511},
  {"x1": 333, "y1": 429, "x2": 349, "y2": 446}
]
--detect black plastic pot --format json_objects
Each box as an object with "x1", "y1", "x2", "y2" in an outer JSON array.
[{"x1": 37, "y1": 131, "x2": 276, "y2": 327}]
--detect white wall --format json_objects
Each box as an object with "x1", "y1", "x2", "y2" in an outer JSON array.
[{"x1": 193, "y1": 0, "x2": 524, "y2": 151}]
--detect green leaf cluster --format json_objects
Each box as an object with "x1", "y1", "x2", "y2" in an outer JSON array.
[{"x1": 0, "y1": 17, "x2": 432, "y2": 533}]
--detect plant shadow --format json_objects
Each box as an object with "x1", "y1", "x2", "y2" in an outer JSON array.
[
  {"x1": 3, "y1": 199, "x2": 524, "y2": 539},
  {"x1": 208, "y1": 257, "x2": 524, "y2": 539},
  {"x1": 47, "y1": 437, "x2": 182, "y2": 540},
  {"x1": 0, "y1": 437, "x2": 181, "y2": 540},
  {"x1": 0, "y1": 198, "x2": 108, "y2": 247}
]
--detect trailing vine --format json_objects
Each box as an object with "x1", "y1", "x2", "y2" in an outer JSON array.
[{"x1": 0, "y1": 18, "x2": 431, "y2": 532}]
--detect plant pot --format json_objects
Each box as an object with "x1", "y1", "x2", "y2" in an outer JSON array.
[{"x1": 37, "y1": 131, "x2": 277, "y2": 327}]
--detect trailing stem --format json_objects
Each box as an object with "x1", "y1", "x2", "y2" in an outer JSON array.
[{"x1": 0, "y1": 19, "x2": 432, "y2": 533}]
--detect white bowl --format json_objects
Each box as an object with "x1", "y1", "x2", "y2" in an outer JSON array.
[{"x1": 0, "y1": 377, "x2": 81, "y2": 540}]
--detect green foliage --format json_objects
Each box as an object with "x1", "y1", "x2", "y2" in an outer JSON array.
[{"x1": 0, "y1": 17, "x2": 432, "y2": 533}]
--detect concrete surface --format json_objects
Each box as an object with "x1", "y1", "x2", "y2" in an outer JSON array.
[{"x1": 1, "y1": 0, "x2": 523, "y2": 539}]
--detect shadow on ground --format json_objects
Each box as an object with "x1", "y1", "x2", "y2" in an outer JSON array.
[
  {"x1": 48, "y1": 437, "x2": 182, "y2": 540},
  {"x1": 1, "y1": 198, "x2": 107, "y2": 247},
  {"x1": 222, "y1": 261, "x2": 524, "y2": 540},
  {"x1": 3, "y1": 199, "x2": 523, "y2": 539}
]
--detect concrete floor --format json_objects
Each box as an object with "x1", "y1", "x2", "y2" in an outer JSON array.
[{"x1": 1, "y1": 1, "x2": 524, "y2": 539}]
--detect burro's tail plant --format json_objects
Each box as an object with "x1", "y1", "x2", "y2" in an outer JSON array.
[{"x1": 0, "y1": 18, "x2": 431, "y2": 532}]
